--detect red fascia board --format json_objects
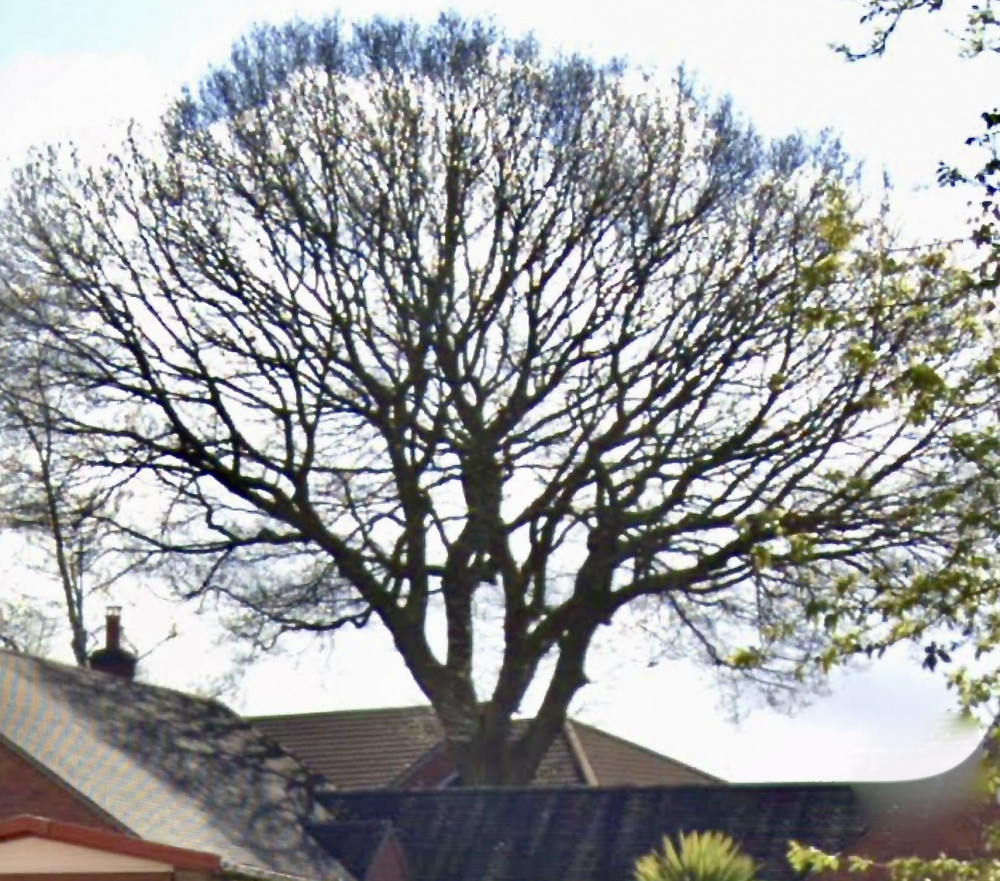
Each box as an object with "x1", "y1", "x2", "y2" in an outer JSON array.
[{"x1": 0, "y1": 815, "x2": 221, "y2": 872}]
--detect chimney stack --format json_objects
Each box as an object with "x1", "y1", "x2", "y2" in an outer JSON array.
[
  {"x1": 106, "y1": 608, "x2": 122, "y2": 651},
  {"x1": 88, "y1": 606, "x2": 138, "y2": 680}
]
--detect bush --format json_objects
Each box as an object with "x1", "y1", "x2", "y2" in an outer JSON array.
[{"x1": 634, "y1": 831, "x2": 760, "y2": 881}]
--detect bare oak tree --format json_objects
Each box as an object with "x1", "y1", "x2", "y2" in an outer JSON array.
[{"x1": 1, "y1": 16, "x2": 997, "y2": 783}]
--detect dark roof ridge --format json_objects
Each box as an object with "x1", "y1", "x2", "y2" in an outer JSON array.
[
  {"x1": 0, "y1": 647, "x2": 235, "y2": 716},
  {"x1": 567, "y1": 719, "x2": 725, "y2": 783},
  {"x1": 323, "y1": 780, "x2": 856, "y2": 796}
]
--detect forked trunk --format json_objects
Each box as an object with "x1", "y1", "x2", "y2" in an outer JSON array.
[{"x1": 450, "y1": 735, "x2": 535, "y2": 786}]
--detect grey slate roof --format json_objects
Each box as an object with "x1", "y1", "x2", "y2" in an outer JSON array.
[
  {"x1": 250, "y1": 706, "x2": 720, "y2": 789},
  {"x1": 315, "y1": 784, "x2": 866, "y2": 881},
  {"x1": 0, "y1": 649, "x2": 347, "y2": 881}
]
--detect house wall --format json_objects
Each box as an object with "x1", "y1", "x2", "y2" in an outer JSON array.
[
  {"x1": 0, "y1": 836, "x2": 171, "y2": 872},
  {"x1": 397, "y1": 748, "x2": 454, "y2": 789},
  {"x1": 825, "y1": 789, "x2": 1000, "y2": 881},
  {"x1": 0, "y1": 738, "x2": 117, "y2": 829},
  {"x1": 1, "y1": 872, "x2": 213, "y2": 881},
  {"x1": 363, "y1": 830, "x2": 410, "y2": 881},
  {"x1": 1, "y1": 875, "x2": 172, "y2": 881},
  {"x1": 853, "y1": 798, "x2": 1000, "y2": 863}
]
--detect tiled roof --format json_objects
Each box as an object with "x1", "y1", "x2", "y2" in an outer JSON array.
[
  {"x1": 0, "y1": 650, "x2": 346, "y2": 881},
  {"x1": 250, "y1": 706, "x2": 719, "y2": 789},
  {"x1": 532, "y1": 722, "x2": 589, "y2": 786},
  {"x1": 568, "y1": 722, "x2": 721, "y2": 786},
  {"x1": 252, "y1": 706, "x2": 444, "y2": 790},
  {"x1": 314, "y1": 784, "x2": 865, "y2": 881}
]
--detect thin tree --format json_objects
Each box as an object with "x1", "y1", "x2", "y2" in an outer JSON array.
[
  {"x1": 0, "y1": 342, "x2": 143, "y2": 666},
  {"x1": 1, "y1": 16, "x2": 997, "y2": 783}
]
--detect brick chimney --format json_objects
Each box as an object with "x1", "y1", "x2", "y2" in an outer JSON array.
[{"x1": 88, "y1": 607, "x2": 138, "y2": 680}]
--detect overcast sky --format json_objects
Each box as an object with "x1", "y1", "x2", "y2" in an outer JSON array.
[{"x1": 0, "y1": 0, "x2": 993, "y2": 783}]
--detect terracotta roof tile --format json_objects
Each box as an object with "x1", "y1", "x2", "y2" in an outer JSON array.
[
  {"x1": 531, "y1": 724, "x2": 587, "y2": 786},
  {"x1": 568, "y1": 721, "x2": 721, "y2": 786},
  {"x1": 253, "y1": 706, "x2": 444, "y2": 790},
  {"x1": 251, "y1": 706, "x2": 717, "y2": 789}
]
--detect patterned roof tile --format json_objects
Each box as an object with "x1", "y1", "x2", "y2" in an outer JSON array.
[
  {"x1": 0, "y1": 650, "x2": 346, "y2": 881},
  {"x1": 251, "y1": 707, "x2": 718, "y2": 789}
]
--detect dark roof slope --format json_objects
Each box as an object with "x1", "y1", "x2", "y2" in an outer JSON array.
[
  {"x1": 250, "y1": 706, "x2": 719, "y2": 789},
  {"x1": 319, "y1": 820, "x2": 399, "y2": 880},
  {"x1": 315, "y1": 784, "x2": 865, "y2": 881},
  {"x1": 0, "y1": 650, "x2": 346, "y2": 881}
]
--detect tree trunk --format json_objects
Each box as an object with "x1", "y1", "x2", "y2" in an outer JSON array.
[{"x1": 446, "y1": 718, "x2": 536, "y2": 786}]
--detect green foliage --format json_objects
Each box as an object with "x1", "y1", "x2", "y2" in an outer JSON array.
[
  {"x1": 843, "y1": 1, "x2": 1000, "y2": 248},
  {"x1": 635, "y1": 832, "x2": 759, "y2": 881},
  {"x1": 788, "y1": 841, "x2": 1000, "y2": 881},
  {"x1": 789, "y1": 11, "x2": 1000, "y2": 868},
  {"x1": 841, "y1": 1, "x2": 999, "y2": 59}
]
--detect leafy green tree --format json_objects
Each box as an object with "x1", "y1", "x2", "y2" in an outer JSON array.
[
  {"x1": 0, "y1": 15, "x2": 997, "y2": 784},
  {"x1": 842, "y1": 1, "x2": 1000, "y2": 58},
  {"x1": 635, "y1": 831, "x2": 759, "y2": 881},
  {"x1": 841, "y1": 0, "x2": 1000, "y2": 723},
  {"x1": 789, "y1": 838, "x2": 1000, "y2": 881},
  {"x1": 842, "y1": 1, "x2": 1000, "y2": 249}
]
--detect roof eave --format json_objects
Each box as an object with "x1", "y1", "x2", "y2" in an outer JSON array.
[
  {"x1": 0, "y1": 815, "x2": 222, "y2": 872},
  {"x1": 221, "y1": 856, "x2": 351, "y2": 881}
]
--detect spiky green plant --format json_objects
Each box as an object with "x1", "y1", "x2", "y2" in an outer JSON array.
[{"x1": 634, "y1": 831, "x2": 761, "y2": 881}]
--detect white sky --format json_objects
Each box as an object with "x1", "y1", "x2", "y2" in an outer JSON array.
[{"x1": 0, "y1": 0, "x2": 992, "y2": 782}]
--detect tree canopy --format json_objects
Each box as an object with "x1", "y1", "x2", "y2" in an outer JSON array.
[
  {"x1": 843, "y1": 0, "x2": 999, "y2": 58},
  {"x1": 843, "y1": 1, "x2": 1000, "y2": 250},
  {"x1": 1, "y1": 15, "x2": 998, "y2": 783}
]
